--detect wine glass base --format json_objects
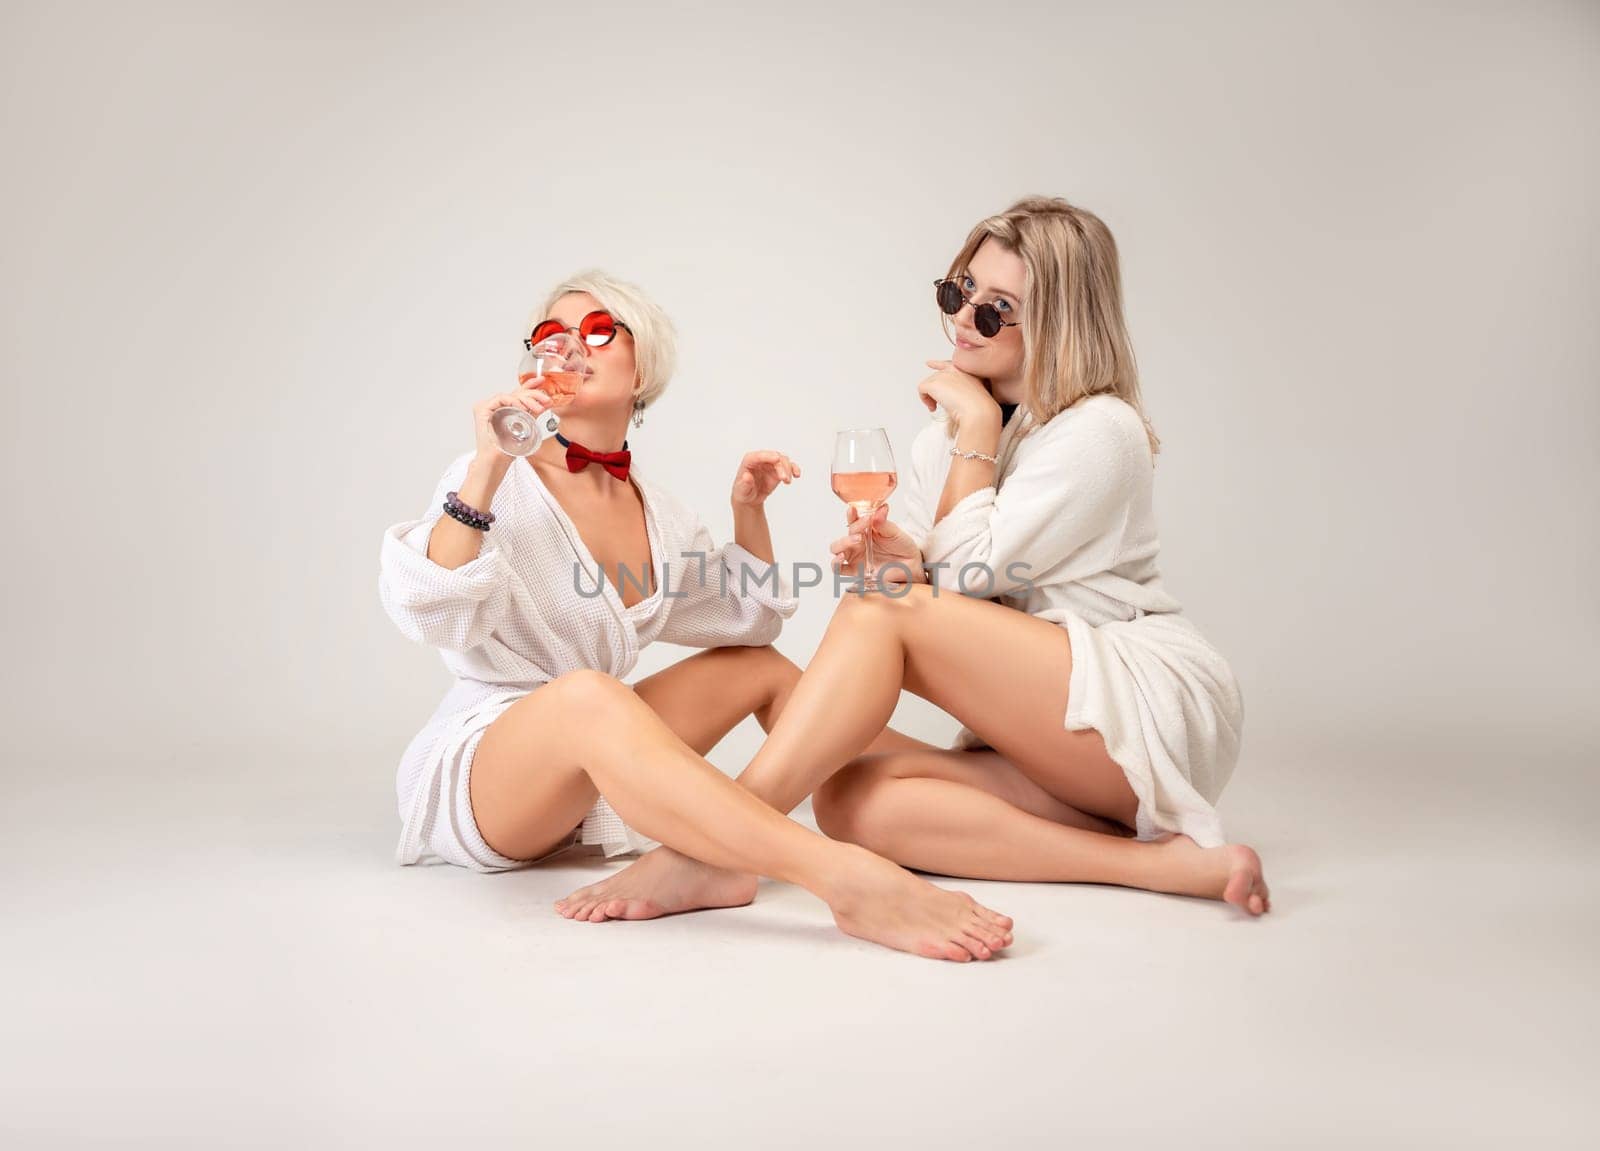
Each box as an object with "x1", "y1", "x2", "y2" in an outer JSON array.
[
  {"x1": 491, "y1": 408, "x2": 561, "y2": 457},
  {"x1": 844, "y1": 571, "x2": 887, "y2": 595}
]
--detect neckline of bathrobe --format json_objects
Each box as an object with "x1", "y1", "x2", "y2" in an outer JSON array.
[{"x1": 519, "y1": 459, "x2": 666, "y2": 621}]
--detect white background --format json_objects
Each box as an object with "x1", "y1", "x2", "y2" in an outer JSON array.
[
  {"x1": 4, "y1": 0, "x2": 1595, "y2": 762},
  {"x1": 3, "y1": 2, "x2": 1596, "y2": 1146}
]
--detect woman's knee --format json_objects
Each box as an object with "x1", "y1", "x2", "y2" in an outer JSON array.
[
  {"x1": 829, "y1": 581, "x2": 932, "y2": 630},
  {"x1": 546, "y1": 668, "x2": 633, "y2": 712},
  {"x1": 813, "y1": 759, "x2": 893, "y2": 841}
]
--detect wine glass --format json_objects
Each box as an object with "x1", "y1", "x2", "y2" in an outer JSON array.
[
  {"x1": 831, "y1": 428, "x2": 899, "y2": 593},
  {"x1": 491, "y1": 331, "x2": 590, "y2": 457}
]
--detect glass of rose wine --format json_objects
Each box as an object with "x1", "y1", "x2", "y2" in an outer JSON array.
[
  {"x1": 491, "y1": 331, "x2": 590, "y2": 457},
  {"x1": 831, "y1": 427, "x2": 899, "y2": 592}
]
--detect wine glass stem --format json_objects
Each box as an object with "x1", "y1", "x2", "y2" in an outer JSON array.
[{"x1": 862, "y1": 503, "x2": 877, "y2": 592}]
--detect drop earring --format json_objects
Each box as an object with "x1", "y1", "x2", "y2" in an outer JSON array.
[{"x1": 631, "y1": 398, "x2": 646, "y2": 428}]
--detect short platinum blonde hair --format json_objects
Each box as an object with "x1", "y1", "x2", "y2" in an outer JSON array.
[{"x1": 530, "y1": 269, "x2": 678, "y2": 409}]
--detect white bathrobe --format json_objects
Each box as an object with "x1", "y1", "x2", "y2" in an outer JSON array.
[
  {"x1": 900, "y1": 394, "x2": 1244, "y2": 847},
  {"x1": 378, "y1": 451, "x2": 799, "y2": 870}
]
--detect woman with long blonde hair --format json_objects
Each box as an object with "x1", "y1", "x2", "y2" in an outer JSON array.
[{"x1": 558, "y1": 198, "x2": 1270, "y2": 922}]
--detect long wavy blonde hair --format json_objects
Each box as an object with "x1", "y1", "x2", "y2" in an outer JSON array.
[{"x1": 943, "y1": 196, "x2": 1160, "y2": 459}]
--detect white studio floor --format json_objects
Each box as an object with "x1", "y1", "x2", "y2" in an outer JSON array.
[{"x1": 4, "y1": 723, "x2": 1595, "y2": 1149}]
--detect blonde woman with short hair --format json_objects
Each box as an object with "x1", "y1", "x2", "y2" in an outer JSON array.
[
  {"x1": 379, "y1": 270, "x2": 1015, "y2": 962},
  {"x1": 561, "y1": 199, "x2": 1270, "y2": 921}
]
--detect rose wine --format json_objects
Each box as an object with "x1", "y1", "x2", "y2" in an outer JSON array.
[
  {"x1": 832, "y1": 428, "x2": 897, "y2": 592},
  {"x1": 518, "y1": 368, "x2": 584, "y2": 409},
  {"x1": 495, "y1": 335, "x2": 588, "y2": 457},
  {"x1": 831, "y1": 470, "x2": 898, "y2": 512}
]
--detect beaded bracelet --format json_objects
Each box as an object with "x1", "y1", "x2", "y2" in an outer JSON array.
[{"x1": 444, "y1": 491, "x2": 495, "y2": 531}]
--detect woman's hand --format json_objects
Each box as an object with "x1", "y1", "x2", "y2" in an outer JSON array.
[
  {"x1": 732, "y1": 450, "x2": 801, "y2": 510},
  {"x1": 829, "y1": 504, "x2": 924, "y2": 586},
  {"x1": 471, "y1": 385, "x2": 555, "y2": 466},
  {"x1": 916, "y1": 359, "x2": 1003, "y2": 428}
]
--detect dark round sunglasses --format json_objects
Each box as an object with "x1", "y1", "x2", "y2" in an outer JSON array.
[
  {"x1": 526, "y1": 309, "x2": 631, "y2": 350},
  {"x1": 934, "y1": 278, "x2": 1020, "y2": 339}
]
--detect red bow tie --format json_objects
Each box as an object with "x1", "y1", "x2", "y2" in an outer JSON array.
[{"x1": 562, "y1": 437, "x2": 632, "y2": 481}]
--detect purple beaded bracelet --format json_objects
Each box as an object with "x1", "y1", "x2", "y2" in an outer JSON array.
[{"x1": 444, "y1": 491, "x2": 495, "y2": 531}]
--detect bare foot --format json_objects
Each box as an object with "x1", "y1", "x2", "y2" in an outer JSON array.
[
  {"x1": 554, "y1": 846, "x2": 758, "y2": 922},
  {"x1": 822, "y1": 844, "x2": 1015, "y2": 962},
  {"x1": 1153, "y1": 834, "x2": 1271, "y2": 915},
  {"x1": 1219, "y1": 844, "x2": 1272, "y2": 915}
]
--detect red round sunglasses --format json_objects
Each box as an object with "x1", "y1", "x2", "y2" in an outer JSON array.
[{"x1": 526, "y1": 309, "x2": 631, "y2": 350}]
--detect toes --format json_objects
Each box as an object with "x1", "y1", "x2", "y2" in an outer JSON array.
[
  {"x1": 960, "y1": 930, "x2": 997, "y2": 960},
  {"x1": 618, "y1": 899, "x2": 663, "y2": 920},
  {"x1": 962, "y1": 914, "x2": 1007, "y2": 952},
  {"x1": 953, "y1": 894, "x2": 1013, "y2": 945},
  {"x1": 1253, "y1": 877, "x2": 1271, "y2": 913},
  {"x1": 976, "y1": 906, "x2": 1013, "y2": 931},
  {"x1": 958, "y1": 895, "x2": 1010, "y2": 927},
  {"x1": 558, "y1": 884, "x2": 606, "y2": 916},
  {"x1": 1223, "y1": 867, "x2": 1253, "y2": 909},
  {"x1": 559, "y1": 890, "x2": 673, "y2": 922}
]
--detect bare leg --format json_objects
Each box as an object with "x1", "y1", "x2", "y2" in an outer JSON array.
[
  {"x1": 559, "y1": 588, "x2": 1133, "y2": 920},
  {"x1": 471, "y1": 668, "x2": 1014, "y2": 960},
  {"x1": 629, "y1": 643, "x2": 928, "y2": 760},
  {"x1": 733, "y1": 586, "x2": 1138, "y2": 821},
  {"x1": 558, "y1": 645, "x2": 933, "y2": 914},
  {"x1": 474, "y1": 643, "x2": 923, "y2": 866},
  {"x1": 558, "y1": 645, "x2": 979, "y2": 923},
  {"x1": 814, "y1": 750, "x2": 1268, "y2": 910},
  {"x1": 569, "y1": 585, "x2": 1268, "y2": 916}
]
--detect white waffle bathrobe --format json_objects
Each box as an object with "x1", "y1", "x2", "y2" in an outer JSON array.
[
  {"x1": 379, "y1": 451, "x2": 798, "y2": 869},
  {"x1": 902, "y1": 394, "x2": 1245, "y2": 847}
]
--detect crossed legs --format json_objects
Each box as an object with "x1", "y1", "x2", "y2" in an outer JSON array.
[{"x1": 559, "y1": 585, "x2": 1269, "y2": 918}]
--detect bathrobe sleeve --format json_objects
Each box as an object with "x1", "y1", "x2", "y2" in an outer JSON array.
[
  {"x1": 897, "y1": 419, "x2": 945, "y2": 558},
  {"x1": 378, "y1": 452, "x2": 514, "y2": 652},
  {"x1": 919, "y1": 403, "x2": 1144, "y2": 598},
  {"x1": 657, "y1": 503, "x2": 800, "y2": 649}
]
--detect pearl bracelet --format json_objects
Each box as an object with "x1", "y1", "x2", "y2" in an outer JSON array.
[{"x1": 949, "y1": 443, "x2": 998, "y2": 464}]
